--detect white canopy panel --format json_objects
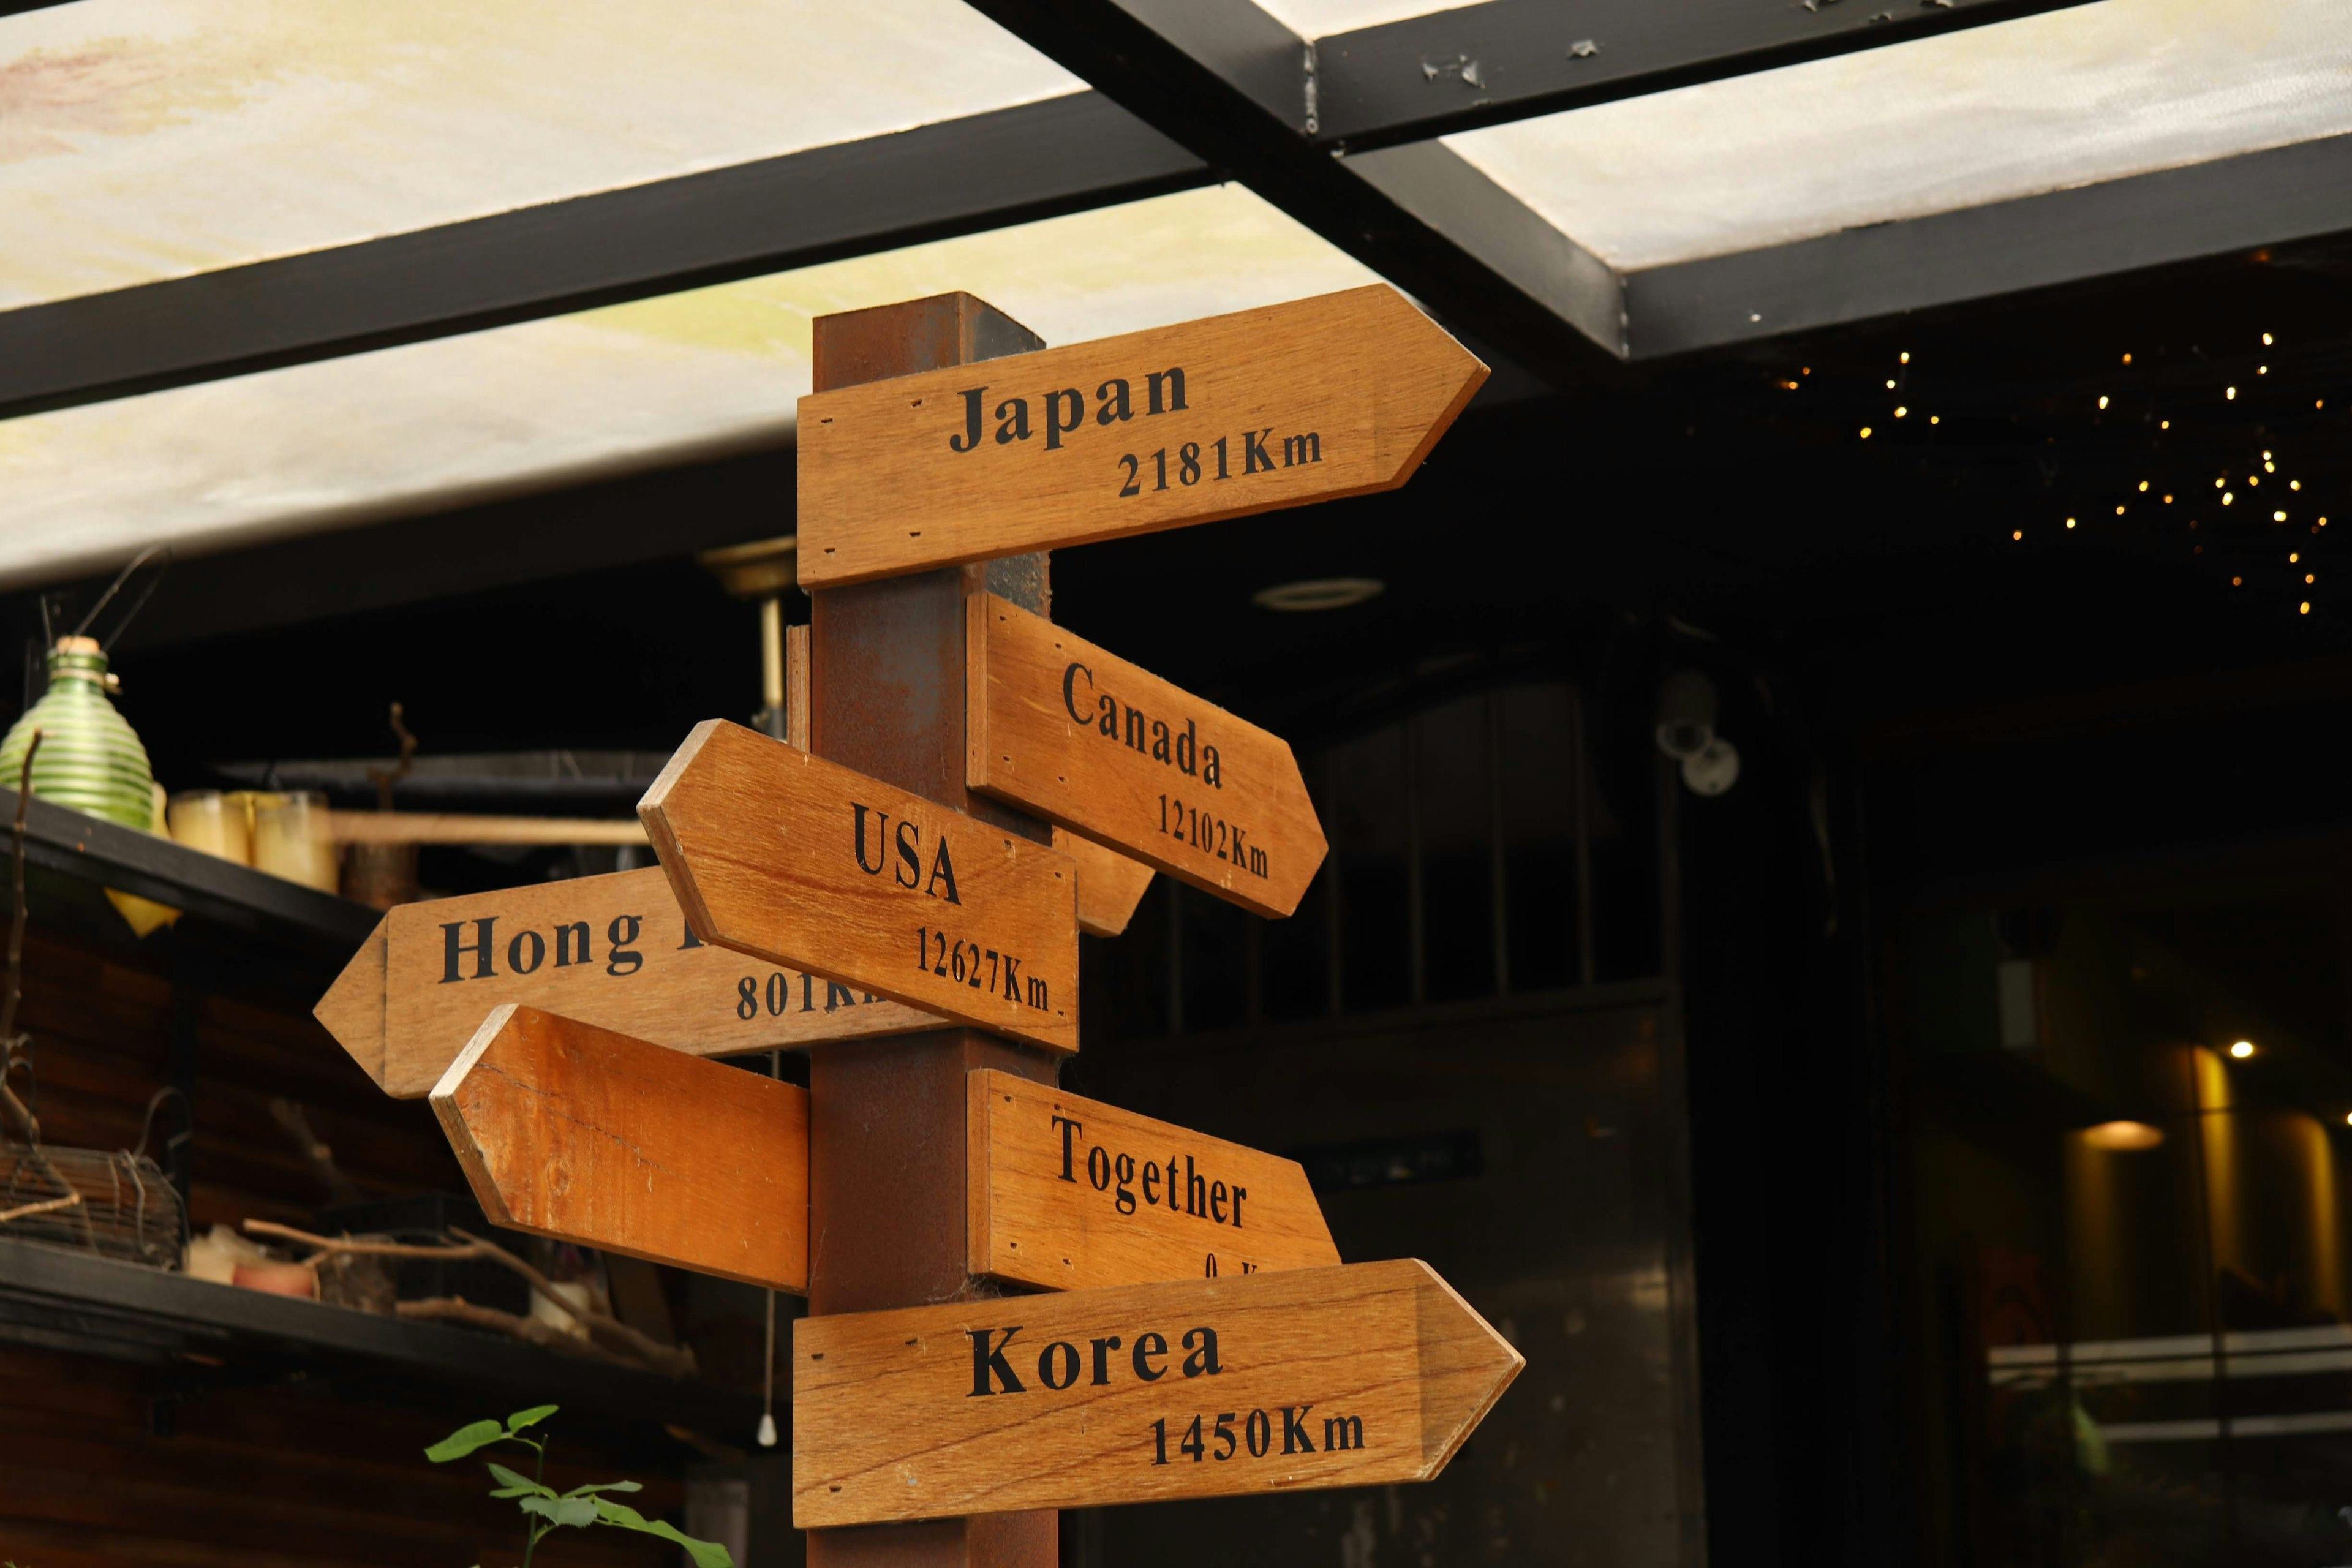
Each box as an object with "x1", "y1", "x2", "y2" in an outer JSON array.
[
  {"x1": 0, "y1": 184, "x2": 1379, "y2": 589},
  {"x1": 1445, "y1": 0, "x2": 2352, "y2": 271},
  {"x1": 0, "y1": 0, "x2": 1078, "y2": 311},
  {"x1": 1252, "y1": 0, "x2": 1477, "y2": 37}
]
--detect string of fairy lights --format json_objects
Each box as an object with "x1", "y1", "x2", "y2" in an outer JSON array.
[{"x1": 1726, "y1": 315, "x2": 2348, "y2": 622}]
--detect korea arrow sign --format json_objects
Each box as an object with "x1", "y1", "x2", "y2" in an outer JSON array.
[
  {"x1": 313, "y1": 867, "x2": 938, "y2": 1099},
  {"x1": 793, "y1": 1259, "x2": 1521, "y2": 1527},
  {"x1": 967, "y1": 593, "x2": 1325, "y2": 918},
  {"x1": 796, "y1": 285, "x2": 1488, "y2": 587},
  {"x1": 639, "y1": 720, "x2": 1080, "y2": 1052},
  {"x1": 968, "y1": 1070, "x2": 1337, "y2": 1292},
  {"x1": 433, "y1": 1005, "x2": 810, "y2": 1291}
]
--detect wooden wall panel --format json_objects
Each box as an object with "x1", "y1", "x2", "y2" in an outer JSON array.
[{"x1": 0, "y1": 922, "x2": 683, "y2": 1566}]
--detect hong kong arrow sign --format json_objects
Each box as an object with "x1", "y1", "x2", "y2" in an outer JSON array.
[
  {"x1": 639, "y1": 720, "x2": 1080, "y2": 1052},
  {"x1": 796, "y1": 285, "x2": 1488, "y2": 588},
  {"x1": 967, "y1": 593, "x2": 1325, "y2": 918},
  {"x1": 793, "y1": 1258, "x2": 1521, "y2": 1526},
  {"x1": 433, "y1": 1005, "x2": 810, "y2": 1291},
  {"x1": 314, "y1": 866, "x2": 937, "y2": 1099},
  {"x1": 968, "y1": 1070, "x2": 1338, "y2": 1293}
]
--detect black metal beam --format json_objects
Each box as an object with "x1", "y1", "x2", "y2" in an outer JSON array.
[
  {"x1": 1309, "y1": 0, "x2": 2108, "y2": 151},
  {"x1": 0, "y1": 93, "x2": 1207, "y2": 422},
  {"x1": 1621, "y1": 132, "x2": 2352, "y2": 358},
  {"x1": 0, "y1": 0, "x2": 2297, "y2": 415},
  {"x1": 959, "y1": 0, "x2": 1611, "y2": 382}
]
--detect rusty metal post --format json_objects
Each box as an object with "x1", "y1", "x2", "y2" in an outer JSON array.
[{"x1": 803, "y1": 293, "x2": 1060, "y2": 1568}]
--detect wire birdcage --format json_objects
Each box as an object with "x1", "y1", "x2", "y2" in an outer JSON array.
[{"x1": 0, "y1": 1137, "x2": 184, "y2": 1268}]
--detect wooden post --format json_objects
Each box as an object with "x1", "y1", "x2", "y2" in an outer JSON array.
[{"x1": 802, "y1": 293, "x2": 1060, "y2": 1568}]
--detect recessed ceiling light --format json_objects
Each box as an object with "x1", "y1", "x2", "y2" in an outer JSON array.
[
  {"x1": 2230, "y1": 1040, "x2": 2255, "y2": 1059},
  {"x1": 2082, "y1": 1120, "x2": 2165, "y2": 1152},
  {"x1": 1252, "y1": 577, "x2": 1384, "y2": 612}
]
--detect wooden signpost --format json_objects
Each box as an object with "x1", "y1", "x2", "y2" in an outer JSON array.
[
  {"x1": 968, "y1": 1069, "x2": 1336, "y2": 1292},
  {"x1": 968, "y1": 592, "x2": 1325, "y2": 917},
  {"x1": 314, "y1": 867, "x2": 937, "y2": 1098},
  {"x1": 333, "y1": 285, "x2": 1502, "y2": 1566},
  {"x1": 434, "y1": 1005, "x2": 809, "y2": 1292},
  {"x1": 792, "y1": 1259, "x2": 1521, "y2": 1526},
  {"x1": 796, "y1": 285, "x2": 1489, "y2": 587},
  {"x1": 640, "y1": 718, "x2": 1080, "y2": 1053}
]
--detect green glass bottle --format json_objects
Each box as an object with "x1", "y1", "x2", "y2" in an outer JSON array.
[{"x1": 0, "y1": 635, "x2": 156, "y2": 830}]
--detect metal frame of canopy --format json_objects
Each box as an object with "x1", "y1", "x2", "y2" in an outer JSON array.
[{"x1": 4, "y1": 0, "x2": 2244, "y2": 427}]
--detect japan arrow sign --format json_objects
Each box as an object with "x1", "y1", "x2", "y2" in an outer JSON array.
[
  {"x1": 793, "y1": 1259, "x2": 1521, "y2": 1526},
  {"x1": 796, "y1": 285, "x2": 1488, "y2": 587}
]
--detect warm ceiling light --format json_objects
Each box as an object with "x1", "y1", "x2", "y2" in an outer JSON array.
[
  {"x1": 2084, "y1": 1120, "x2": 2166, "y2": 1152},
  {"x1": 2230, "y1": 1040, "x2": 2255, "y2": 1058},
  {"x1": 1252, "y1": 577, "x2": 1384, "y2": 613}
]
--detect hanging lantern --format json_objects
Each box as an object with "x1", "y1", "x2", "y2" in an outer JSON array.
[{"x1": 0, "y1": 635, "x2": 178, "y2": 935}]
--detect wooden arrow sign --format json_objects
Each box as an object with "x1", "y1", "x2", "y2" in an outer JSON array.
[
  {"x1": 1057, "y1": 827, "x2": 1154, "y2": 938},
  {"x1": 432, "y1": 1005, "x2": 809, "y2": 1291},
  {"x1": 314, "y1": 867, "x2": 938, "y2": 1099},
  {"x1": 968, "y1": 593, "x2": 1325, "y2": 917},
  {"x1": 796, "y1": 286, "x2": 1488, "y2": 587},
  {"x1": 639, "y1": 720, "x2": 1080, "y2": 1052},
  {"x1": 793, "y1": 1259, "x2": 1520, "y2": 1526},
  {"x1": 968, "y1": 1070, "x2": 1336, "y2": 1292}
]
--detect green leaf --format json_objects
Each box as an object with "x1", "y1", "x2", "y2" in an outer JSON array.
[
  {"x1": 506, "y1": 1403, "x2": 560, "y2": 1433},
  {"x1": 593, "y1": 1498, "x2": 736, "y2": 1568},
  {"x1": 424, "y1": 1419, "x2": 507, "y2": 1463},
  {"x1": 560, "y1": 1480, "x2": 643, "y2": 1496},
  {"x1": 485, "y1": 1461, "x2": 554, "y2": 1499},
  {"x1": 524, "y1": 1494, "x2": 599, "y2": 1528}
]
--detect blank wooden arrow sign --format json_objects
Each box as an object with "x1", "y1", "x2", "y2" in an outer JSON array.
[
  {"x1": 796, "y1": 285, "x2": 1488, "y2": 587},
  {"x1": 639, "y1": 720, "x2": 1080, "y2": 1052},
  {"x1": 314, "y1": 867, "x2": 938, "y2": 1099},
  {"x1": 968, "y1": 593, "x2": 1325, "y2": 917},
  {"x1": 793, "y1": 1259, "x2": 1521, "y2": 1526},
  {"x1": 432, "y1": 1005, "x2": 809, "y2": 1292},
  {"x1": 968, "y1": 1070, "x2": 1337, "y2": 1292}
]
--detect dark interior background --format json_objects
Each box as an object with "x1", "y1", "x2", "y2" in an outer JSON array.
[{"x1": 10, "y1": 228, "x2": 2352, "y2": 1566}]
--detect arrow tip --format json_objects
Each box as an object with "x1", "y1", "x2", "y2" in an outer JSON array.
[
  {"x1": 314, "y1": 915, "x2": 390, "y2": 1089},
  {"x1": 1408, "y1": 1259, "x2": 1526, "y2": 1477}
]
